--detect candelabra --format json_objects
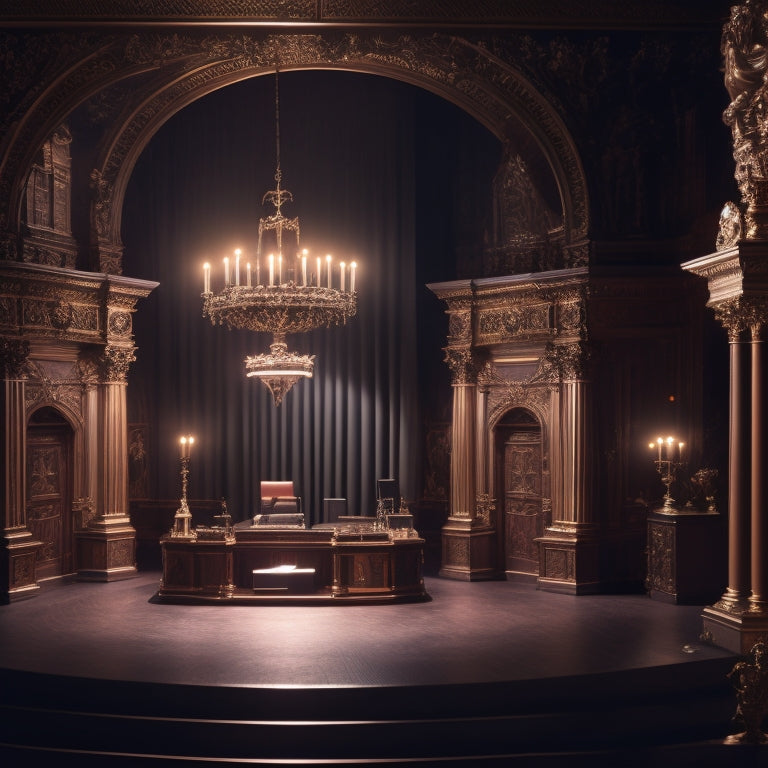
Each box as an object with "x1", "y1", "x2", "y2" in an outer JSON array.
[
  {"x1": 649, "y1": 435, "x2": 685, "y2": 511},
  {"x1": 171, "y1": 435, "x2": 196, "y2": 538}
]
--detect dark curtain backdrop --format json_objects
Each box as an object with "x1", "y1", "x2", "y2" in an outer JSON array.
[{"x1": 123, "y1": 70, "x2": 499, "y2": 523}]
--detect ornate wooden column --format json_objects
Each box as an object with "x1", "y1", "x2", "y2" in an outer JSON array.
[
  {"x1": 536, "y1": 342, "x2": 600, "y2": 594},
  {"x1": 0, "y1": 339, "x2": 42, "y2": 602},
  {"x1": 429, "y1": 281, "x2": 497, "y2": 580},
  {"x1": 75, "y1": 344, "x2": 138, "y2": 581}
]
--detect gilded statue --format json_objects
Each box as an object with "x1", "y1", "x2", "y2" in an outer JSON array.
[
  {"x1": 722, "y1": 1, "x2": 768, "y2": 239},
  {"x1": 727, "y1": 641, "x2": 768, "y2": 743}
]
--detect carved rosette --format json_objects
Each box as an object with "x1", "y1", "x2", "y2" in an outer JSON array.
[
  {"x1": 0, "y1": 338, "x2": 30, "y2": 378},
  {"x1": 100, "y1": 345, "x2": 136, "y2": 383}
]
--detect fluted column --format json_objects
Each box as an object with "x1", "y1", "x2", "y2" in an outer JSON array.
[
  {"x1": 438, "y1": 345, "x2": 495, "y2": 580},
  {"x1": 723, "y1": 325, "x2": 752, "y2": 607},
  {"x1": 560, "y1": 379, "x2": 592, "y2": 525},
  {"x1": 76, "y1": 344, "x2": 138, "y2": 581},
  {"x1": 0, "y1": 339, "x2": 41, "y2": 601},
  {"x1": 750, "y1": 314, "x2": 768, "y2": 610},
  {"x1": 450, "y1": 381, "x2": 476, "y2": 519}
]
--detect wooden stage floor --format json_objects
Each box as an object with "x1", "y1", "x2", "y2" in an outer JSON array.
[{"x1": 0, "y1": 570, "x2": 734, "y2": 689}]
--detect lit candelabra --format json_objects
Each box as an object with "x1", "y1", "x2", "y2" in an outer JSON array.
[
  {"x1": 171, "y1": 435, "x2": 196, "y2": 538},
  {"x1": 649, "y1": 435, "x2": 685, "y2": 511}
]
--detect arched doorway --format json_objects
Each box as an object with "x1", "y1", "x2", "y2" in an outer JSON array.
[
  {"x1": 26, "y1": 407, "x2": 74, "y2": 580},
  {"x1": 494, "y1": 407, "x2": 545, "y2": 578}
]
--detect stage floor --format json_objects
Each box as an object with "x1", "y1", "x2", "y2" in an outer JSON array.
[{"x1": 0, "y1": 570, "x2": 735, "y2": 689}]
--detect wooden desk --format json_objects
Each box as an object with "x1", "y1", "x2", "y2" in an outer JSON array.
[{"x1": 155, "y1": 526, "x2": 428, "y2": 604}]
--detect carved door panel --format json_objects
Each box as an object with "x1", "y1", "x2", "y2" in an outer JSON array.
[
  {"x1": 504, "y1": 432, "x2": 543, "y2": 575},
  {"x1": 26, "y1": 428, "x2": 72, "y2": 579}
]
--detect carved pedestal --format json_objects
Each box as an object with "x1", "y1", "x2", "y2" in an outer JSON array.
[
  {"x1": 536, "y1": 523, "x2": 600, "y2": 595},
  {"x1": 646, "y1": 509, "x2": 725, "y2": 605},
  {"x1": 439, "y1": 517, "x2": 497, "y2": 581},
  {"x1": 702, "y1": 605, "x2": 768, "y2": 655},
  {"x1": 0, "y1": 528, "x2": 42, "y2": 603},
  {"x1": 75, "y1": 517, "x2": 137, "y2": 581}
]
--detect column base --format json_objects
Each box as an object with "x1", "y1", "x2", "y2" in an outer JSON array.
[
  {"x1": 702, "y1": 601, "x2": 768, "y2": 654},
  {"x1": 535, "y1": 523, "x2": 601, "y2": 595},
  {"x1": 439, "y1": 516, "x2": 498, "y2": 581},
  {"x1": 76, "y1": 516, "x2": 137, "y2": 582},
  {"x1": 0, "y1": 528, "x2": 43, "y2": 603}
]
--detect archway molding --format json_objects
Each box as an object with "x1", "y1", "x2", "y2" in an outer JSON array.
[{"x1": 1, "y1": 30, "x2": 589, "y2": 272}]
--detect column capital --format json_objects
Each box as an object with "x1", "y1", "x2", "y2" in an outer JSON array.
[
  {"x1": 100, "y1": 344, "x2": 136, "y2": 383},
  {"x1": 0, "y1": 338, "x2": 30, "y2": 379},
  {"x1": 444, "y1": 346, "x2": 483, "y2": 386},
  {"x1": 715, "y1": 296, "x2": 768, "y2": 340}
]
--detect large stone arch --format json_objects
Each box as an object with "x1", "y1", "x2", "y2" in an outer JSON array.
[{"x1": 0, "y1": 30, "x2": 589, "y2": 272}]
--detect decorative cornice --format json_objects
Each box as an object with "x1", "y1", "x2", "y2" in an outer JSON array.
[
  {"x1": 0, "y1": 261, "x2": 157, "y2": 345},
  {"x1": 0, "y1": 1, "x2": 728, "y2": 29}
]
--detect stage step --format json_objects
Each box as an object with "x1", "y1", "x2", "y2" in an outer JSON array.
[{"x1": 0, "y1": 660, "x2": 757, "y2": 766}]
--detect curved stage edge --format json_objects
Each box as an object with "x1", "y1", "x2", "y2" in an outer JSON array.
[{"x1": 0, "y1": 571, "x2": 757, "y2": 766}]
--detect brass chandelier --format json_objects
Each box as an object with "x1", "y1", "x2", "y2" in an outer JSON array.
[{"x1": 201, "y1": 72, "x2": 358, "y2": 405}]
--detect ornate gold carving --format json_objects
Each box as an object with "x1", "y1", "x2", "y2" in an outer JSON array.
[
  {"x1": 544, "y1": 547, "x2": 574, "y2": 581},
  {"x1": 715, "y1": 295, "x2": 768, "y2": 340},
  {"x1": 108, "y1": 538, "x2": 135, "y2": 567},
  {"x1": 0, "y1": 338, "x2": 29, "y2": 378},
  {"x1": 108, "y1": 311, "x2": 132, "y2": 336},
  {"x1": 475, "y1": 493, "x2": 495, "y2": 526},
  {"x1": 646, "y1": 521, "x2": 675, "y2": 594},
  {"x1": 101, "y1": 345, "x2": 136, "y2": 382},
  {"x1": 444, "y1": 534, "x2": 470, "y2": 566},
  {"x1": 478, "y1": 302, "x2": 551, "y2": 341},
  {"x1": 448, "y1": 310, "x2": 472, "y2": 342},
  {"x1": 722, "y1": 3, "x2": 768, "y2": 239},
  {"x1": 727, "y1": 642, "x2": 768, "y2": 744},
  {"x1": 531, "y1": 341, "x2": 589, "y2": 383},
  {"x1": 444, "y1": 346, "x2": 479, "y2": 385},
  {"x1": 717, "y1": 201, "x2": 743, "y2": 250}
]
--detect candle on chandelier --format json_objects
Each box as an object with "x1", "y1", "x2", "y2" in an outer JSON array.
[
  {"x1": 256, "y1": 259, "x2": 261, "y2": 287},
  {"x1": 302, "y1": 250, "x2": 308, "y2": 286},
  {"x1": 223, "y1": 256, "x2": 230, "y2": 287},
  {"x1": 340, "y1": 261, "x2": 346, "y2": 292},
  {"x1": 678, "y1": 441, "x2": 684, "y2": 461},
  {"x1": 268, "y1": 253, "x2": 274, "y2": 286},
  {"x1": 246, "y1": 262, "x2": 252, "y2": 287},
  {"x1": 656, "y1": 437, "x2": 662, "y2": 462},
  {"x1": 316, "y1": 256, "x2": 322, "y2": 287},
  {"x1": 350, "y1": 261, "x2": 357, "y2": 293},
  {"x1": 326, "y1": 254, "x2": 332, "y2": 288},
  {"x1": 665, "y1": 436, "x2": 674, "y2": 460},
  {"x1": 234, "y1": 249, "x2": 241, "y2": 286},
  {"x1": 278, "y1": 253, "x2": 283, "y2": 285},
  {"x1": 203, "y1": 262, "x2": 211, "y2": 294}
]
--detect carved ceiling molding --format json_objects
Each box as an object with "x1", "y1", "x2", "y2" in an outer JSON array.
[
  {"x1": 0, "y1": 28, "x2": 589, "y2": 272},
  {"x1": 0, "y1": 1, "x2": 729, "y2": 28}
]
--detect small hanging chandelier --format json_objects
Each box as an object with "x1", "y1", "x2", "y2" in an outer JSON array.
[{"x1": 201, "y1": 71, "x2": 358, "y2": 405}]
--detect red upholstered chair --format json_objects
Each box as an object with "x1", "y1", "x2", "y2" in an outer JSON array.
[{"x1": 256, "y1": 481, "x2": 304, "y2": 527}]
